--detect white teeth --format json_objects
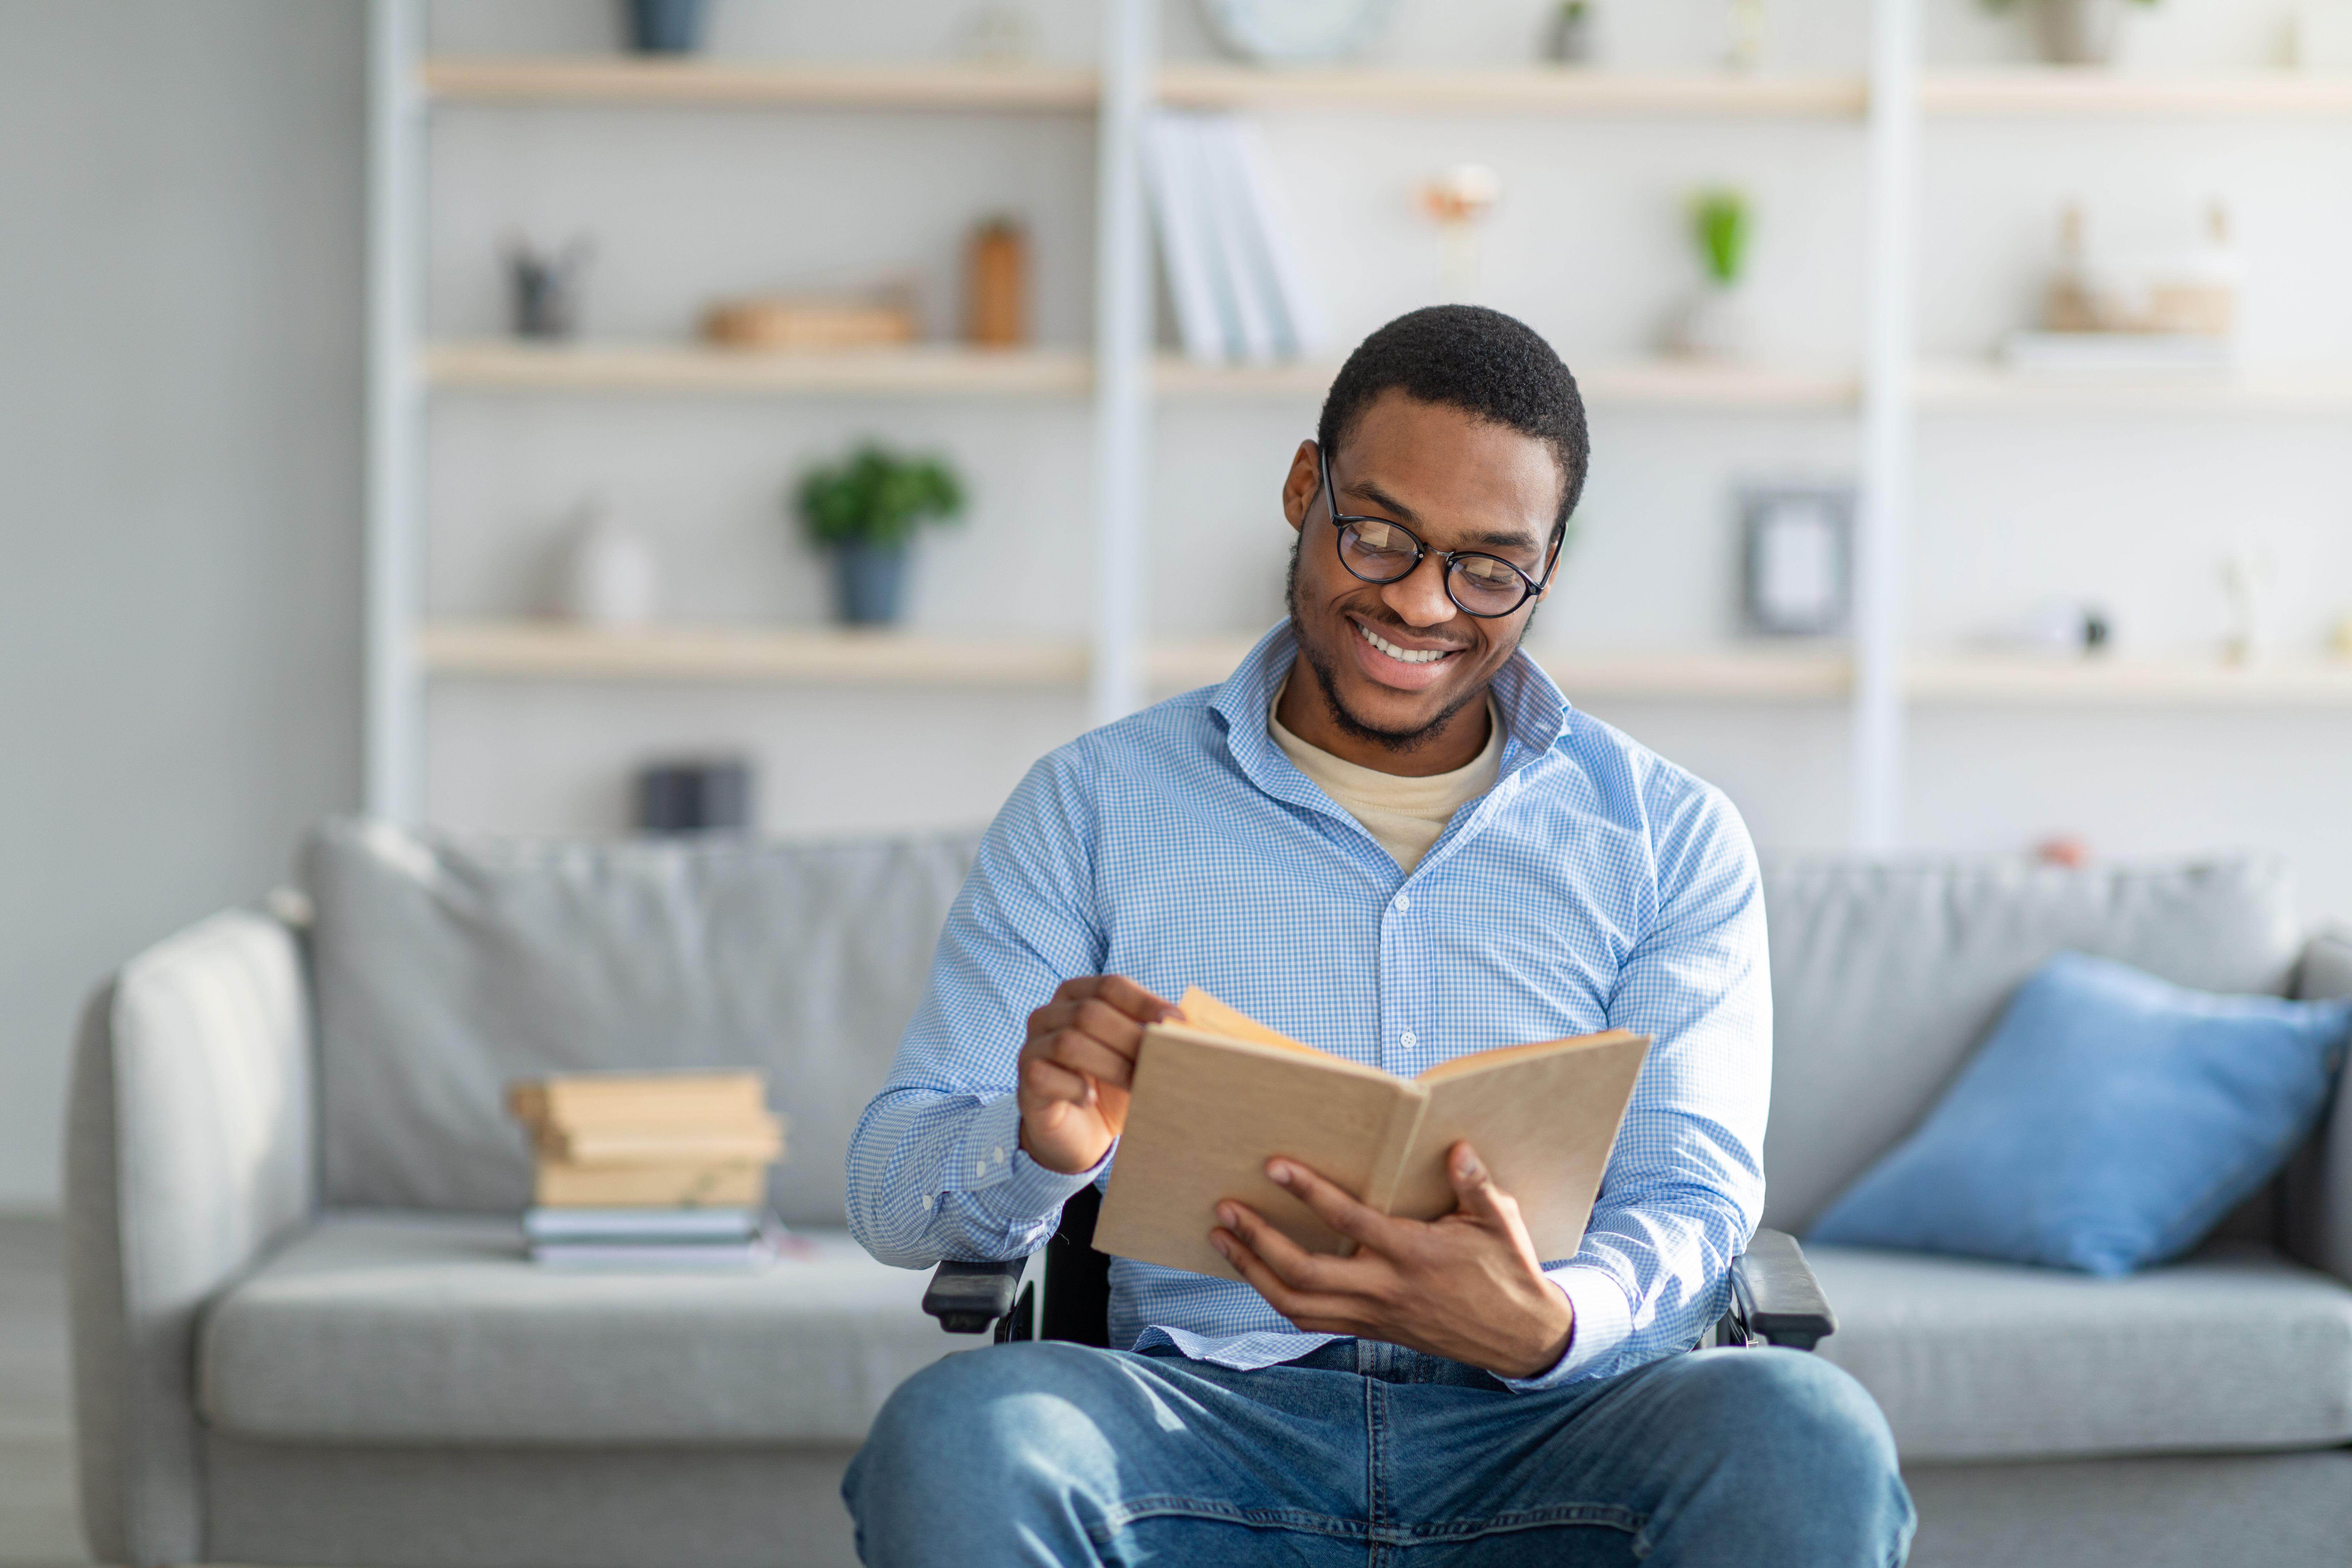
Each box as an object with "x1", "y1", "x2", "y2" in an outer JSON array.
[{"x1": 1357, "y1": 622, "x2": 1451, "y2": 665}]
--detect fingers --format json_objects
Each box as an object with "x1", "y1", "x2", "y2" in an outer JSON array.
[
  {"x1": 1211, "y1": 1220, "x2": 1366, "y2": 1333},
  {"x1": 1443, "y1": 1142, "x2": 1519, "y2": 1230},
  {"x1": 1019, "y1": 1054, "x2": 1095, "y2": 1109},
  {"x1": 1267, "y1": 1159, "x2": 1396, "y2": 1250},
  {"x1": 1024, "y1": 986, "x2": 1175, "y2": 1093},
  {"x1": 1053, "y1": 974, "x2": 1180, "y2": 1025}
]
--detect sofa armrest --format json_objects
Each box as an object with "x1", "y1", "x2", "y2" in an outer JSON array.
[
  {"x1": 66, "y1": 907, "x2": 317, "y2": 1567},
  {"x1": 1724, "y1": 1230, "x2": 1837, "y2": 1351},
  {"x1": 924, "y1": 1258, "x2": 1028, "y2": 1335},
  {"x1": 2285, "y1": 929, "x2": 2352, "y2": 1283}
]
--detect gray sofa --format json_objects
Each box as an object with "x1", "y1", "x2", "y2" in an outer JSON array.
[{"x1": 66, "y1": 818, "x2": 2352, "y2": 1568}]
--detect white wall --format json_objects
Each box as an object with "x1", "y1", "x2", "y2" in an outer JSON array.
[{"x1": 0, "y1": 3, "x2": 366, "y2": 1208}]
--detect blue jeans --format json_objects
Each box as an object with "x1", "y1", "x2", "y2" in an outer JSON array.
[{"x1": 844, "y1": 1338, "x2": 1913, "y2": 1566}]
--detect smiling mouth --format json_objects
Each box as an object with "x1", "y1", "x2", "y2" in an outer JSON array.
[{"x1": 1354, "y1": 618, "x2": 1463, "y2": 667}]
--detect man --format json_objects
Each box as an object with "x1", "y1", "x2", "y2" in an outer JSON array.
[{"x1": 843, "y1": 306, "x2": 1912, "y2": 1566}]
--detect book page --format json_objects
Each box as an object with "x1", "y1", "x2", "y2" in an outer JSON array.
[
  {"x1": 1177, "y1": 987, "x2": 1329, "y2": 1058},
  {"x1": 1095, "y1": 1023, "x2": 1421, "y2": 1280},
  {"x1": 1385, "y1": 1032, "x2": 1650, "y2": 1263}
]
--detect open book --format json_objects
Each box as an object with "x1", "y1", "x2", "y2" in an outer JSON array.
[{"x1": 1094, "y1": 990, "x2": 1650, "y2": 1280}]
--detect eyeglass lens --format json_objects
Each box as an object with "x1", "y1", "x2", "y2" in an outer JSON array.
[{"x1": 1338, "y1": 520, "x2": 1531, "y2": 616}]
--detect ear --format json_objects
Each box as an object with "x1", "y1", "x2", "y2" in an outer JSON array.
[{"x1": 1281, "y1": 440, "x2": 1321, "y2": 535}]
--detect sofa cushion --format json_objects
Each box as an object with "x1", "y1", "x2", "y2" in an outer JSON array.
[
  {"x1": 302, "y1": 819, "x2": 981, "y2": 1222},
  {"x1": 199, "y1": 1213, "x2": 946, "y2": 1445},
  {"x1": 1809, "y1": 1240, "x2": 2352, "y2": 1461},
  {"x1": 1811, "y1": 953, "x2": 2351, "y2": 1275},
  {"x1": 1758, "y1": 857, "x2": 2301, "y2": 1232}
]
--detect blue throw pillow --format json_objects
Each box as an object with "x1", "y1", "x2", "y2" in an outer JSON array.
[{"x1": 1809, "y1": 951, "x2": 2352, "y2": 1276}]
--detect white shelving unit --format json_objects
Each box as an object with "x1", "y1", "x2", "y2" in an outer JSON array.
[{"x1": 367, "y1": 1, "x2": 2352, "y2": 841}]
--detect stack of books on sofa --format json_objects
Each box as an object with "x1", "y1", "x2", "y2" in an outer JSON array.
[{"x1": 506, "y1": 1070, "x2": 787, "y2": 1270}]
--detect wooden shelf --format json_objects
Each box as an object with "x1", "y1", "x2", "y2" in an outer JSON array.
[
  {"x1": 1915, "y1": 359, "x2": 2352, "y2": 414},
  {"x1": 422, "y1": 58, "x2": 1869, "y2": 118},
  {"x1": 422, "y1": 57, "x2": 1098, "y2": 110},
  {"x1": 1909, "y1": 653, "x2": 2352, "y2": 708},
  {"x1": 423, "y1": 623, "x2": 1853, "y2": 701},
  {"x1": 417, "y1": 623, "x2": 1091, "y2": 686},
  {"x1": 423, "y1": 341, "x2": 1093, "y2": 397},
  {"x1": 1921, "y1": 69, "x2": 2352, "y2": 118},
  {"x1": 426, "y1": 342, "x2": 1857, "y2": 411},
  {"x1": 1157, "y1": 67, "x2": 1866, "y2": 116}
]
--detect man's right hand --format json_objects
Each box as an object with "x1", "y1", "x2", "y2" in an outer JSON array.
[{"x1": 1016, "y1": 976, "x2": 1180, "y2": 1175}]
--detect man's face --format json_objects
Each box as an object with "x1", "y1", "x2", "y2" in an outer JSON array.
[{"x1": 1281, "y1": 390, "x2": 1563, "y2": 753}]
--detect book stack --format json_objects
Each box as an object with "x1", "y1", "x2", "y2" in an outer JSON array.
[
  {"x1": 507, "y1": 1071, "x2": 787, "y2": 1269},
  {"x1": 1141, "y1": 112, "x2": 1326, "y2": 366}
]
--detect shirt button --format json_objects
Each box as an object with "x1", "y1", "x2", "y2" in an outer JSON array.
[
  {"x1": 991, "y1": 1146, "x2": 1006, "y2": 1164},
  {"x1": 920, "y1": 1194, "x2": 935, "y2": 1211},
  {"x1": 1395, "y1": 893, "x2": 1412, "y2": 912},
  {"x1": 1401, "y1": 1030, "x2": 1418, "y2": 1049}
]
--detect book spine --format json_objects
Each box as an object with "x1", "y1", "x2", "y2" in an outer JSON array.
[{"x1": 1363, "y1": 1086, "x2": 1431, "y2": 1218}]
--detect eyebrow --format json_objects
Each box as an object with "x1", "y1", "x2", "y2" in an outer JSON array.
[{"x1": 1344, "y1": 478, "x2": 1545, "y2": 555}]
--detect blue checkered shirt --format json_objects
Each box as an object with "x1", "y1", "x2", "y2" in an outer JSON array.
[{"x1": 846, "y1": 622, "x2": 1769, "y2": 1389}]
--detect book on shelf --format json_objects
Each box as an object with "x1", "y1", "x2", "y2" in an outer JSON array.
[
  {"x1": 1142, "y1": 112, "x2": 1323, "y2": 366},
  {"x1": 1094, "y1": 990, "x2": 1649, "y2": 1280}
]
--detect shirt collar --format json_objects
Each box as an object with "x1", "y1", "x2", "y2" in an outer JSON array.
[{"x1": 1209, "y1": 621, "x2": 1574, "y2": 803}]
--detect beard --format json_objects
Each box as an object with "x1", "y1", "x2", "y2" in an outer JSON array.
[{"x1": 1285, "y1": 535, "x2": 1499, "y2": 757}]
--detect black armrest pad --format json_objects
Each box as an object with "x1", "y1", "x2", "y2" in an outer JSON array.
[
  {"x1": 1729, "y1": 1229, "x2": 1837, "y2": 1351},
  {"x1": 924, "y1": 1259, "x2": 1026, "y2": 1334}
]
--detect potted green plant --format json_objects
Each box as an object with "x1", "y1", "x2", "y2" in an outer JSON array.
[
  {"x1": 1983, "y1": 0, "x2": 2158, "y2": 65},
  {"x1": 1666, "y1": 186, "x2": 1752, "y2": 360},
  {"x1": 793, "y1": 444, "x2": 965, "y2": 627}
]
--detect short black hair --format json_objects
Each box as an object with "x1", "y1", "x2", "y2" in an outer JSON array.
[{"x1": 1315, "y1": 305, "x2": 1589, "y2": 549}]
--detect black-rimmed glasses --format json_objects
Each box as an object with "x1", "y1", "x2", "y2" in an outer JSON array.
[{"x1": 1317, "y1": 447, "x2": 1559, "y2": 619}]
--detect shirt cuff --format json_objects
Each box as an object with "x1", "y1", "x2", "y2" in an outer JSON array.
[
  {"x1": 948, "y1": 1094, "x2": 1108, "y2": 1218},
  {"x1": 1499, "y1": 1264, "x2": 1635, "y2": 1392}
]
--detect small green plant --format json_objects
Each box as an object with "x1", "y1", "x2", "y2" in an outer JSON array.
[
  {"x1": 794, "y1": 444, "x2": 965, "y2": 550},
  {"x1": 1690, "y1": 188, "x2": 1750, "y2": 288}
]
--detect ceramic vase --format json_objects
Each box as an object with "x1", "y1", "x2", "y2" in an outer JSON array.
[
  {"x1": 557, "y1": 506, "x2": 658, "y2": 626},
  {"x1": 832, "y1": 540, "x2": 909, "y2": 626}
]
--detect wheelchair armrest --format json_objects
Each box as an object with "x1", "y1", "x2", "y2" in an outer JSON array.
[
  {"x1": 923, "y1": 1258, "x2": 1027, "y2": 1335},
  {"x1": 1725, "y1": 1229, "x2": 1836, "y2": 1351}
]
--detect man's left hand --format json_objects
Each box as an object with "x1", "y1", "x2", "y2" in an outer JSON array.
[{"x1": 1209, "y1": 1141, "x2": 1574, "y2": 1381}]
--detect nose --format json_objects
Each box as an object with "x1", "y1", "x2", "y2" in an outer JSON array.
[{"x1": 1380, "y1": 551, "x2": 1458, "y2": 629}]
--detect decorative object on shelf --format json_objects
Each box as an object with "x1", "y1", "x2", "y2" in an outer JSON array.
[
  {"x1": 1977, "y1": 600, "x2": 2114, "y2": 655},
  {"x1": 2035, "y1": 836, "x2": 2092, "y2": 868},
  {"x1": 1739, "y1": 486, "x2": 1851, "y2": 637},
  {"x1": 2221, "y1": 552, "x2": 2271, "y2": 666},
  {"x1": 2007, "y1": 201, "x2": 2240, "y2": 372},
  {"x1": 2292, "y1": 1, "x2": 2352, "y2": 68},
  {"x1": 1543, "y1": 1, "x2": 1596, "y2": 64},
  {"x1": 554, "y1": 500, "x2": 659, "y2": 627},
  {"x1": 635, "y1": 758, "x2": 755, "y2": 834},
  {"x1": 1420, "y1": 164, "x2": 1501, "y2": 303},
  {"x1": 1195, "y1": 0, "x2": 1395, "y2": 64},
  {"x1": 624, "y1": 0, "x2": 707, "y2": 55},
  {"x1": 1666, "y1": 187, "x2": 1752, "y2": 359},
  {"x1": 795, "y1": 445, "x2": 966, "y2": 627},
  {"x1": 1143, "y1": 112, "x2": 1324, "y2": 363},
  {"x1": 966, "y1": 217, "x2": 1030, "y2": 348},
  {"x1": 954, "y1": 4, "x2": 1044, "y2": 63},
  {"x1": 505, "y1": 236, "x2": 593, "y2": 340},
  {"x1": 1981, "y1": 0, "x2": 2157, "y2": 67},
  {"x1": 700, "y1": 290, "x2": 919, "y2": 351},
  {"x1": 1724, "y1": 0, "x2": 1768, "y2": 71}
]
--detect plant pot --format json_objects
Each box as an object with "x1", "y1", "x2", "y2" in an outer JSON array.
[
  {"x1": 2036, "y1": 0, "x2": 2128, "y2": 66},
  {"x1": 626, "y1": 0, "x2": 707, "y2": 54},
  {"x1": 831, "y1": 540, "x2": 910, "y2": 626},
  {"x1": 1666, "y1": 282, "x2": 1754, "y2": 360}
]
